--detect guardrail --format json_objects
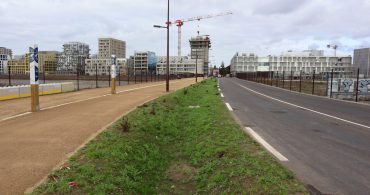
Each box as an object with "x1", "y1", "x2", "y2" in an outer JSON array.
[{"x1": 0, "y1": 82, "x2": 75, "y2": 101}]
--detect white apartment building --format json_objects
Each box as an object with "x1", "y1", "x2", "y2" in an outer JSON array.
[
  {"x1": 85, "y1": 58, "x2": 127, "y2": 76},
  {"x1": 231, "y1": 50, "x2": 353, "y2": 76},
  {"x1": 156, "y1": 56, "x2": 204, "y2": 75},
  {"x1": 98, "y1": 38, "x2": 126, "y2": 59},
  {"x1": 133, "y1": 51, "x2": 156, "y2": 75}
]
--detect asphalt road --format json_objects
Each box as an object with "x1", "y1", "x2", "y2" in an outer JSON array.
[
  {"x1": 0, "y1": 78, "x2": 199, "y2": 195},
  {"x1": 219, "y1": 77, "x2": 370, "y2": 195}
]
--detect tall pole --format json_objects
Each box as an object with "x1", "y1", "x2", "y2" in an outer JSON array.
[
  {"x1": 355, "y1": 68, "x2": 360, "y2": 102},
  {"x1": 95, "y1": 63, "x2": 98, "y2": 88},
  {"x1": 195, "y1": 54, "x2": 198, "y2": 83},
  {"x1": 166, "y1": 0, "x2": 170, "y2": 92},
  {"x1": 8, "y1": 65, "x2": 11, "y2": 86}
]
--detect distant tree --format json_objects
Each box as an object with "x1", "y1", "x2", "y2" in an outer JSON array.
[{"x1": 219, "y1": 61, "x2": 226, "y2": 77}]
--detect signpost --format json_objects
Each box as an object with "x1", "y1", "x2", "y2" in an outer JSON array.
[
  {"x1": 111, "y1": 55, "x2": 117, "y2": 94},
  {"x1": 30, "y1": 44, "x2": 40, "y2": 112}
]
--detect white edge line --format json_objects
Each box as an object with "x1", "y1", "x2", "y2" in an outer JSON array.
[
  {"x1": 244, "y1": 127, "x2": 289, "y2": 162},
  {"x1": 220, "y1": 93, "x2": 224, "y2": 98},
  {"x1": 0, "y1": 112, "x2": 32, "y2": 122},
  {"x1": 236, "y1": 83, "x2": 370, "y2": 130},
  {"x1": 225, "y1": 103, "x2": 233, "y2": 111}
]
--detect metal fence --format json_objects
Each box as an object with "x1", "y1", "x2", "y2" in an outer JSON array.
[
  {"x1": 236, "y1": 68, "x2": 370, "y2": 103},
  {"x1": 0, "y1": 71, "x2": 191, "y2": 90}
]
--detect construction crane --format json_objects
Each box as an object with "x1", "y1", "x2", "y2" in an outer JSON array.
[
  {"x1": 327, "y1": 44, "x2": 338, "y2": 57},
  {"x1": 171, "y1": 11, "x2": 233, "y2": 57}
]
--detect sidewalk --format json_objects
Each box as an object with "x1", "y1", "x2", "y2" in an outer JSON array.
[{"x1": 0, "y1": 78, "x2": 198, "y2": 195}]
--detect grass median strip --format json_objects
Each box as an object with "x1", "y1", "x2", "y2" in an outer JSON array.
[{"x1": 33, "y1": 78, "x2": 307, "y2": 194}]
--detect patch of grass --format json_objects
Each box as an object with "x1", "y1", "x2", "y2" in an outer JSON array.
[{"x1": 32, "y1": 78, "x2": 307, "y2": 194}]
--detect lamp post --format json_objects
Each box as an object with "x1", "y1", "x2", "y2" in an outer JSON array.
[{"x1": 153, "y1": 0, "x2": 170, "y2": 92}]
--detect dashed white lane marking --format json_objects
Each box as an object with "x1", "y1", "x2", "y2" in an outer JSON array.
[
  {"x1": 236, "y1": 83, "x2": 370, "y2": 130},
  {"x1": 244, "y1": 127, "x2": 289, "y2": 161},
  {"x1": 1, "y1": 81, "x2": 183, "y2": 122},
  {"x1": 221, "y1": 93, "x2": 224, "y2": 98},
  {"x1": 225, "y1": 103, "x2": 233, "y2": 111}
]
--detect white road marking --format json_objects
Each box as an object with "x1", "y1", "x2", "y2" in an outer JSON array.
[
  {"x1": 221, "y1": 93, "x2": 224, "y2": 98},
  {"x1": 244, "y1": 127, "x2": 289, "y2": 161},
  {"x1": 0, "y1": 112, "x2": 32, "y2": 122},
  {"x1": 1, "y1": 81, "x2": 183, "y2": 122},
  {"x1": 225, "y1": 103, "x2": 233, "y2": 111},
  {"x1": 236, "y1": 83, "x2": 370, "y2": 130}
]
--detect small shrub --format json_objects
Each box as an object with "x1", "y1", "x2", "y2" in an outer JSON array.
[{"x1": 119, "y1": 117, "x2": 130, "y2": 133}]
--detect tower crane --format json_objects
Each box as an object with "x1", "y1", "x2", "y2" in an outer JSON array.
[
  {"x1": 327, "y1": 44, "x2": 338, "y2": 57},
  {"x1": 170, "y1": 11, "x2": 233, "y2": 57}
]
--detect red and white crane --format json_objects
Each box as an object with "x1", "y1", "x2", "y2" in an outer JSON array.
[{"x1": 169, "y1": 11, "x2": 233, "y2": 57}]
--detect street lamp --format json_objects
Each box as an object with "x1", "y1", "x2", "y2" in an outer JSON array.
[{"x1": 153, "y1": 0, "x2": 170, "y2": 92}]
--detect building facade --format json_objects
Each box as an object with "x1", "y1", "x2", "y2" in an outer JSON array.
[
  {"x1": 7, "y1": 51, "x2": 60, "y2": 75},
  {"x1": 98, "y1": 38, "x2": 126, "y2": 59},
  {"x1": 189, "y1": 36, "x2": 211, "y2": 75},
  {"x1": 353, "y1": 48, "x2": 370, "y2": 77},
  {"x1": 57, "y1": 42, "x2": 90, "y2": 74},
  {"x1": 156, "y1": 56, "x2": 203, "y2": 75},
  {"x1": 7, "y1": 54, "x2": 29, "y2": 75},
  {"x1": 39, "y1": 51, "x2": 60, "y2": 74},
  {"x1": 85, "y1": 58, "x2": 127, "y2": 76},
  {"x1": 0, "y1": 47, "x2": 12, "y2": 74},
  {"x1": 133, "y1": 51, "x2": 157, "y2": 75},
  {"x1": 231, "y1": 51, "x2": 353, "y2": 76}
]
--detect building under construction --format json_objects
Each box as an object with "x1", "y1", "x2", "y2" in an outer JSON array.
[{"x1": 189, "y1": 36, "x2": 211, "y2": 76}]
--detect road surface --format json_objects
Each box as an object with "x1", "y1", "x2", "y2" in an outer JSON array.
[
  {"x1": 219, "y1": 77, "x2": 370, "y2": 195},
  {"x1": 0, "y1": 78, "x2": 199, "y2": 195}
]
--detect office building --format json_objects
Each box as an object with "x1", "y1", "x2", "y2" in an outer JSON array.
[
  {"x1": 231, "y1": 50, "x2": 353, "y2": 76},
  {"x1": 39, "y1": 51, "x2": 60, "y2": 74},
  {"x1": 353, "y1": 48, "x2": 370, "y2": 77},
  {"x1": 7, "y1": 54, "x2": 29, "y2": 75},
  {"x1": 57, "y1": 42, "x2": 90, "y2": 74},
  {"x1": 133, "y1": 51, "x2": 157, "y2": 75},
  {"x1": 189, "y1": 36, "x2": 211, "y2": 75},
  {"x1": 98, "y1": 38, "x2": 126, "y2": 59},
  {"x1": 0, "y1": 47, "x2": 12, "y2": 74},
  {"x1": 85, "y1": 58, "x2": 127, "y2": 76},
  {"x1": 156, "y1": 56, "x2": 203, "y2": 75}
]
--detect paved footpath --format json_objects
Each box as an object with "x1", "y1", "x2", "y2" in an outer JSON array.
[{"x1": 0, "y1": 78, "x2": 199, "y2": 195}]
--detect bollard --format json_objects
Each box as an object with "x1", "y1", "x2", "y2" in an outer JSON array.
[
  {"x1": 29, "y1": 44, "x2": 40, "y2": 112},
  {"x1": 111, "y1": 55, "x2": 117, "y2": 94}
]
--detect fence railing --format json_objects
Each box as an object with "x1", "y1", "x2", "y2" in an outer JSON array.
[
  {"x1": 0, "y1": 72, "x2": 193, "y2": 90},
  {"x1": 236, "y1": 69, "x2": 370, "y2": 103}
]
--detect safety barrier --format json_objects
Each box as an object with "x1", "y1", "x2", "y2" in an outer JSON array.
[{"x1": 0, "y1": 82, "x2": 75, "y2": 101}]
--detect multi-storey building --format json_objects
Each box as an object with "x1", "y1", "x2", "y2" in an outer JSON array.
[
  {"x1": 0, "y1": 47, "x2": 12, "y2": 74},
  {"x1": 7, "y1": 54, "x2": 29, "y2": 75},
  {"x1": 231, "y1": 50, "x2": 353, "y2": 77},
  {"x1": 39, "y1": 51, "x2": 60, "y2": 74},
  {"x1": 57, "y1": 42, "x2": 90, "y2": 74},
  {"x1": 353, "y1": 48, "x2": 370, "y2": 77},
  {"x1": 85, "y1": 58, "x2": 127, "y2": 76},
  {"x1": 156, "y1": 56, "x2": 204, "y2": 75},
  {"x1": 7, "y1": 51, "x2": 60, "y2": 75},
  {"x1": 133, "y1": 51, "x2": 157, "y2": 75},
  {"x1": 98, "y1": 38, "x2": 126, "y2": 59},
  {"x1": 189, "y1": 36, "x2": 211, "y2": 75}
]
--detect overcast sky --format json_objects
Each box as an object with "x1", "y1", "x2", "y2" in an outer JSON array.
[{"x1": 1, "y1": 0, "x2": 370, "y2": 66}]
